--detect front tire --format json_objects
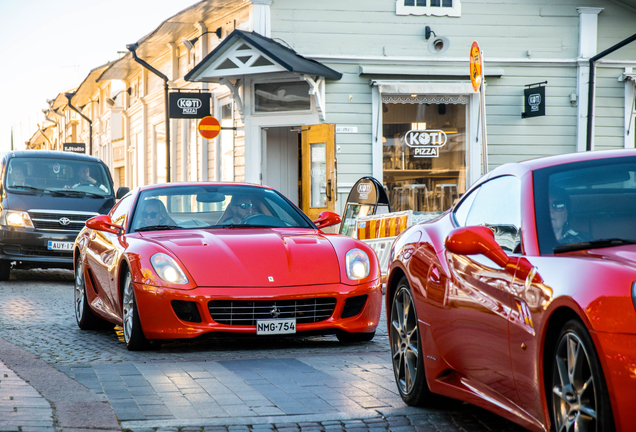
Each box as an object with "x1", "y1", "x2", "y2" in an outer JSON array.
[
  {"x1": 0, "y1": 260, "x2": 11, "y2": 281},
  {"x1": 551, "y1": 319, "x2": 614, "y2": 432},
  {"x1": 390, "y1": 277, "x2": 433, "y2": 406},
  {"x1": 122, "y1": 271, "x2": 149, "y2": 351}
]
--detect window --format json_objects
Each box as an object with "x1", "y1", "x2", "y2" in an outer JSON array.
[
  {"x1": 396, "y1": 0, "x2": 461, "y2": 17},
  {"x1": 110, "y1": 194, "x2": 133, "y2": 228},
  {"x1": 254, "y1": 81, "x2": 311, "y2": 113},
  {"x1": 382, "y1": 95, "x2": 468, "y2": 213},
  {"x1": 460, "y1": 176, "x2": 521, "y2": 253}
]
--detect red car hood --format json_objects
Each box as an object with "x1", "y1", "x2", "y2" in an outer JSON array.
[
  {"x1": 140, "y1": 228, "x2": 341, "y2": 287},
  {"x1": 581, "y1": 244, "x2": 636, "y2": 269}
]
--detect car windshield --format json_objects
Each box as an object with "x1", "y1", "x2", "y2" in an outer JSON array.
[
  {"x1": 130, "y1": 185, "x2": 314, "y2": 232},
  {"x1": 534, "y1": 156, "x2": 636, "y2": 254},
  {"x1": 5, "y1": 157, "x2": 112, "y2": 197}
]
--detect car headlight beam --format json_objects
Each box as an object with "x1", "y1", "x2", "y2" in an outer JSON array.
[
  {"x1": 346, "y1": 248, "x2": 370, "y2": 280},
  {"x1": 150, "y1": 253, "x2": 189, "y2": 285},
  {"x1": 0, "y1": 210, "x2": 34, "y2": 228}
]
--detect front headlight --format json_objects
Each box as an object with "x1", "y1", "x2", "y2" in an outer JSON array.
[
  {"x1": 0, "y1": 209, "x2": 34, "y2": 228},
  {"x1": 150, "y1": 253, "x2": 189, "y2": 285},
  {"x1": 346, "y1": 248, "x2": 370, "y2": 280}
]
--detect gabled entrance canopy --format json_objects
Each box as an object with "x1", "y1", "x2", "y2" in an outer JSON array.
[
  {"x1": 185, "y1": 30, "x2": 341, "y2": 121},
  {"x1": 184, "y1": 29, "x2": 342, "y2": 83}
]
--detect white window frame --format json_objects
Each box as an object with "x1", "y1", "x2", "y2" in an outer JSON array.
[
  {"x1": 371, "y1": 80, "x2": 481, "y2": 191},
  {"x1": 396, "y1": 0, "x2": 461, "y2": 17},
  {"x1": 251, "y1": 76, "x2": 315, "y2": 116}
]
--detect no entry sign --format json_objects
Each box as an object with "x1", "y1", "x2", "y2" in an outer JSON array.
[{"x1": 197, "y1": 116, "x2": 221, "y2": 140}]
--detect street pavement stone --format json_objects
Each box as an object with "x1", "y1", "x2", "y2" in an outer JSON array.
[{"x1": 0, "y1": 269, "x2": 529, "y2": 431}]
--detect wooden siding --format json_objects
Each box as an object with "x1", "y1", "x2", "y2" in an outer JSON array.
[
  {"x1": 594, "y1": 66, "x2": 628, "y2": 150},
  {"x1": 269, "y1": 0, "x2": 629, "y2": 59}
]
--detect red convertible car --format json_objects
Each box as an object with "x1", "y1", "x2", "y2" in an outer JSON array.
[
  {"x1": 386, "y1": 149, "x2": 636, "y2": 432},
  {"x1": 74, "y1": 183, "x2": 381, "y2": 351}
]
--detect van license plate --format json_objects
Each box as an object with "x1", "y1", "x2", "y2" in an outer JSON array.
[
  {"x1": 256, "y1": 319, "x2": 296, "y2": 335},
  {"x1": 48, "y1": 241, "x2": 74, "y2": 251}
]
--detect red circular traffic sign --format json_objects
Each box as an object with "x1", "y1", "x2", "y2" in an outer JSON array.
[
  {"x1": 469, "y1": 41, "x2": 482, "y2": 93},
  {"x1": 198, "y1": 116, "x2": 221, "y2": 140}
]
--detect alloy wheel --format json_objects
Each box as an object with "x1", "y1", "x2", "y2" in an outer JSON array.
[
  {"x1": 552, "y1": 331, "x2": 597, "y2": 432},
  {"x1": 391, "y1": 285, "x2": 419, "y2": 395},
  {"x1": 74, "y1": 259, "x2": 85, "y2": 322},
  {"x1": 122, "y1": 272, "x2": 134, "y2": 344}
]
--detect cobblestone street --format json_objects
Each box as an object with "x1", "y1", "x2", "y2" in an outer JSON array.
[{"x1": 0, "y1": 269, "x2": 527, "y2": 431}]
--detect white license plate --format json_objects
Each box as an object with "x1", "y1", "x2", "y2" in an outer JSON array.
[
  {"x1": 47, "y1": 241, "x2": 74, "y2": 251},
  {"x1": 256, "y1": 318, "x2": 296, "y2": 335}
]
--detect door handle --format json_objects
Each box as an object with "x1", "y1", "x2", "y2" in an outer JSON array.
[{"x1": 326, "y1": 179, "x2": 332, "y2": 201}]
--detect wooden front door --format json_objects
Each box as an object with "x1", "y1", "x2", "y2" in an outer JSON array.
[{"x1": 301, "y1": 124, "x2": 336, "y2": 220}]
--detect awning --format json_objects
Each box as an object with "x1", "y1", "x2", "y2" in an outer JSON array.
[
  {"x1": 359, "y1": 65, "x2": 504, "y2": 78},
  {"x1": 370, "y1": 80, "x2": 474, "y2": 95},
  {"x1": 185, "y1": 29, "x2": 342, "y2": 83}
]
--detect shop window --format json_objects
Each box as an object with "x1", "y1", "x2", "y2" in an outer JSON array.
[
  {"x1": 382, "y1": 94, "x2": 468, "y2": 213},
  {"x1": 396, "y1": 0, "x2": 461, "y2": 17},
  {"x1": 254, "y1": 81, "x2": 311, "y2": 113}
]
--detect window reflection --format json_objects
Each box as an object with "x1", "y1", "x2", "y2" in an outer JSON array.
[{"x1": 382, "y1": 97, "x2": 467, "y2": 213}]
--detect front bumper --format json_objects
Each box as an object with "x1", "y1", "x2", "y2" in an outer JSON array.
[
  {"x1": 0, "y1": 226, "x2": 77, "y2": 268},
  {"x1": 134, "y1": 279, "x2": 382, "y2": 340},
  {"x1": 596, "y1": 332, "x2": 636, "y2": 431}
]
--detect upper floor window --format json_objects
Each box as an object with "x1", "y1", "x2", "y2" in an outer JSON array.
[{"x1": 396, "y1": 0, "x2": 461, "y2": 17}]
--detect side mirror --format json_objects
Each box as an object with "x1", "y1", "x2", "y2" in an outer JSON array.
[
  {"x1": 116, "y1": 187, "x2": 130, "y2": 199},
  {"x1": 86, "y1": 215, "x2": 122, "y2": 235},
  {"x1": 313, "y1": 211, "x2": 342, "y2": 230},
  {"x1": 445, "y1": 226, "x2": 509, "y2": 268}
]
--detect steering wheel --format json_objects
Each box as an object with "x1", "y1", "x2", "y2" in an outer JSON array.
[
  {"x1": 240, "y1": 213, "x2": 264, "y2": 224},
  {"x1": 240, "y1": 214, "x2": 288, "y2": 227}
]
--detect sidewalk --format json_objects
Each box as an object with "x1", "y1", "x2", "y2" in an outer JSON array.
[
  {"x1": 0, "y1": 336, "x2": 121, "y2": 432},
  {"x1": 0, "y1": 358, "x2": 54, "y2": 432}
]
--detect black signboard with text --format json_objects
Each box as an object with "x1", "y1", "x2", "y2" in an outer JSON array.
[
  {"x1": 339, "y1": 177, "x2": 391, "y2": 237},
  {"x1": 522, "y1": 84, "x2": 546, "y2": 118},
  {"x1": 63, "y1": 143, "x2": 86, "y2": 154},
  {"x1": 169, "y1": 92, "x2": 211, "y2": 119}
]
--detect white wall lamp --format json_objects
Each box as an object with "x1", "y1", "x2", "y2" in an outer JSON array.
[{"x1": 425, "y1": 26, "x2": 450, "y2": 54}]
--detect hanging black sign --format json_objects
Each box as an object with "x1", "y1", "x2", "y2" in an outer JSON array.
[
  {"x1": 522, "y1": 83, "x2": 546, "y2": 118},
  {"x1": 169, "y1": 92, "x2": 211, "y2": 119},
  {"x1": 63, "y1": 143, "x2": 86, "y2": 153}
]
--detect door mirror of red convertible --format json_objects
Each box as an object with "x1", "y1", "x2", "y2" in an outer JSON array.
[
  {"x1": 313, "y1": 211, "x2": 342, "y2": 229},
  {"x1": 86, "y1": 215, "x2": 122, "y2": 235},
  {"x1": 445, "y1": 226, "x2": 509, "y2": 268}
]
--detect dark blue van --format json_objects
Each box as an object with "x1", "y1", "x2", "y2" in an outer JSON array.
[{"x1": 0, "y1": 151, "x2": 128, "y2": 279}]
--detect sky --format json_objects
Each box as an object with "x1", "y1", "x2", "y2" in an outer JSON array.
[{"x1": 0, "y1": 0, "x2": 201, "y2": 152}]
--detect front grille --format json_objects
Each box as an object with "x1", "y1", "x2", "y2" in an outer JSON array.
[
  {"x1": 341, "y1": 295, "x2": 368, "y2": 318},
  {"x1": 28, "y1": 210, "x2": 97, "y2": 232},
  {"x1": 171, "y1": 300, "x2": 202, "y2": 323},
  {"x1": 209, "y1": 298, "x2": 337, "y2": 326}
]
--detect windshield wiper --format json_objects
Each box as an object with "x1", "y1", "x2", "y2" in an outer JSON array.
[
  {"x1": 8, "y1": 186, "x2": 48, "y2": 194},
  {"x1": 136, "y1": 225, "x2": 178, "y2": 232},
  {"x1": 554, "y1": 238, "x2": 636, "y2": 253},
  {"x1": 52, "y1": 189, "x2": 103, "y2": 198}
]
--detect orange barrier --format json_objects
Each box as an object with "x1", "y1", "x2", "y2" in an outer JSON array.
[{"x1": 357, "y1": 211, "x2": 411, "y2": 240}]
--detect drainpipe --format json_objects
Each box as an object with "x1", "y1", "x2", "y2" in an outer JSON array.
[
  {"x1": 65, "y1": 93, "x2": 92, "y2": 155},
  {"x1": 127, "y1": 43, "x2": 171, "y2": 182},
  {"x1": 586, "y1": 32, "x2": 636, "y2": 151}
]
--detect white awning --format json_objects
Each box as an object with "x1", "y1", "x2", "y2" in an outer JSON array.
[{"x1": 370, "y1": 80, "x2": 475, "y2": 95}]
